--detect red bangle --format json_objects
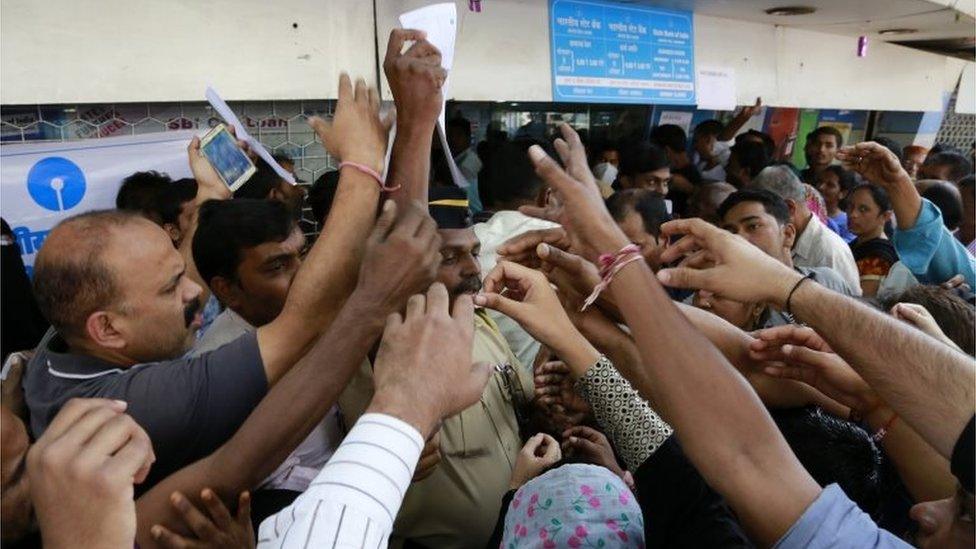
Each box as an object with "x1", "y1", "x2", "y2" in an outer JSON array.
[
  {"x1": 338, "y1": 161, "x2": 400, "y2": 191},
  {"x1": 871, "y1": 413, "x2": 898, "y2": 443}
]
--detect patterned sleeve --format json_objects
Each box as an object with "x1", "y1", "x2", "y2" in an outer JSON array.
[
  {"x1": 574, "y1": 356, "x2": 673, "y2": 471},
  {"x1": 856, "y1": 256, "x2": 894, "y2": 281}
]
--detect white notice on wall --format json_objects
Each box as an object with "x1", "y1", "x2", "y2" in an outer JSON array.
[
  {"x1": 658, "y1": 111, "x2": 693, "y2": 134},
  {"x1": 695, "y1": 67, "x2": 737, "y2": 111}
]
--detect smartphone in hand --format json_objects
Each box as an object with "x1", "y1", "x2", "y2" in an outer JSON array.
[{"x1": 199, "y1": 123, "x2": 256, "y2": 191}]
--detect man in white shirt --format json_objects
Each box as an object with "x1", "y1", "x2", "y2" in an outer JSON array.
[
  {"x1": 448, "y1": 116, "x2": 484, "y2": 212},
  {"x1": 473, "y1": 138, "x2": 558, "y2": 369},
  {"x1": 751, "y1": 165, "x2": 861, "y2": 294}
]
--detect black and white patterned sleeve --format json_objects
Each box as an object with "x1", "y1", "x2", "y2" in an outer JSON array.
[{"x1": 575, "y1": 355, "x2": 673, "y2": 471}]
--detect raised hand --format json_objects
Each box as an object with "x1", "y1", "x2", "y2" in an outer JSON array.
[
  {"x1": 354, "y1": 200, "x2": 441, "y2": 314},
  {"x1": 367, "y1": 283, "x2": 490, "y2": 438},
  {"x1": 891, "y1": 302, "x2": 962, "y2": 352},
  {"x1": 740, "y1": 97, "x2": 763, "y2": 119},
  {"x1": 496, "y1": 226, "x2": 572, "y2": 269},
  {"x1": 150, "y1": 490, "x2": 254, "y2": 549},
  {"x1": 656, "y1": 217, "x2": 801, "y2": 307},
  {"x1": 383, "y1": 29, "x2": 447, "y2": 128},
  {"x1": 28, "y1": 398, "x2": 155, "y2": 549},
  {"x1": 519, "y1": 123, "x2": 629, "y2": 262},
  {"x1": 475, "y1": 261, "x2": 599, "y2": 370},
  {"x1": 308, "y1": 73, "x2": 392, "y2": 175},
  {"x1": 562, "y1": 426, "x2": 626, "y2": 479},
  {"x1": 187, "y1": 126, "x2": 248, "y2": 201},
  {"x1": 837, "y1": 142, "x2": 912, "y2": 192},
  {"x1": 509, "y1": 433, "x2": 562, "y2": 489},
  {"x1": 750, "y1": 326, "x2": 879, "y2": 416}
]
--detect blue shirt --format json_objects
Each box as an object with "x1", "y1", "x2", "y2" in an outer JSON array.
[
  {"x1": 891, "y1": 198, "x2": 975, "y2": 287},
  {"x1": 829, "y1": 212, "x2": 856, "y2": 243},
  {"x1": 774, "y1": 484, "x2": 910, "y2": 548}
]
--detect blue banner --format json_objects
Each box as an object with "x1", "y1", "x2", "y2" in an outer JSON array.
[{"x1": 549, "y1": 0, "x2": 695, "y2": 105}]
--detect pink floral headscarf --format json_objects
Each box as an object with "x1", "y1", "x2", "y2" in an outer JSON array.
[{"x1": 502, "y1": 463, "x2": 644, "y2": 548}]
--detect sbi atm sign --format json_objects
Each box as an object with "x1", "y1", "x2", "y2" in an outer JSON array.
[{"x1": 26, "y1": 157, "x2": 87, "y2": 211}]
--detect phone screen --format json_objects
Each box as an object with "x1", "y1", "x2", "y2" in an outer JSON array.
[{"x1": 200, "y1": 128, "x2": 252, "y2": 187}]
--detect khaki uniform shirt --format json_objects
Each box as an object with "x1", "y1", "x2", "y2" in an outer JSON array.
[{"x1": 338, "y1": 311, "x2": 533, "y2": 548}]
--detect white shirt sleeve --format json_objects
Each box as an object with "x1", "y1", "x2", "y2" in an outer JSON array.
[{"x1": 257, "y1": 413, "x2": 424, "y2": 549}]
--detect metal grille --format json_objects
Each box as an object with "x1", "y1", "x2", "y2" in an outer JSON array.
[
  {"x1": 1, "y1": 100, "x2": 338, "y2": 233},
  {"x1": 937, "y1": 92, "x2": 976, "y2": 151}
]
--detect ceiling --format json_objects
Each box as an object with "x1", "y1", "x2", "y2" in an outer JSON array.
[{"x1": 616, "y1": 0, "x2": 976, "y2": 59}]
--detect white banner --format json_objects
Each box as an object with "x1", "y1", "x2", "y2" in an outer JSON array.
[{"x1": 0, "y1": 130, "x2": 198, "y2": 273}]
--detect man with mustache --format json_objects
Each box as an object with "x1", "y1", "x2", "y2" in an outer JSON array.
[
  {"x1": 339, "y1": 186, "x2": 535, "y2": 548},
  {"x1": 21, "y1": 72, "x2": 397, "y2": 495}
]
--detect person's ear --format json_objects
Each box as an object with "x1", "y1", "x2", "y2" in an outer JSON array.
[
  {"x1": 882, "y1": 211, "x2": 893, "y2": 223},
  {"x1": 85, "y1": 311, "x2": 126, "y2": 350},
  {"x1": 785, "y1": 199, "x2": 799, "y2": 218},
  {"x1": 209, "y1": 276, "x2": 241, "y2": 310},
  {"x1": 783, "y1": 222, "x2": 797, "y2": 249}
]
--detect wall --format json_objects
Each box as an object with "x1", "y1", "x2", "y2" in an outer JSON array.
[
  {"x1": 0, "y1": 0, "x2": 376, "y2": 104},
  {"x1": 0, "y1": 0, "x2": 963, "y2": 111}
]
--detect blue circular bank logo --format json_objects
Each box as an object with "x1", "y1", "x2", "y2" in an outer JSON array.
[{"x1": 26, "y1": 157, "x2": 86, "y2": 211}]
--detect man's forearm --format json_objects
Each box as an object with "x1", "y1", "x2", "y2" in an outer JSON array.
[
  {"x1": 136, "y1": 292, "x2": 386, "y2": 546},
  {"x1": 387, "y1": 121, "x2": 435, "y2": 207},
  {"x1": 790, "y1": 282, "x2": 975, "y2": 458},
  {"x1": 609, "y1": 263, "x2": 819, "y2": 545},
  {"x1": 889, "y1": 178, "x2": 922, "y2": 230},
  {"x1": 266, "y1": 169, "x2": 380, "y2": 379}
]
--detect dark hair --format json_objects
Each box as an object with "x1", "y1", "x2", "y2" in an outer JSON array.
[
  {"x1": 479, "y1": 138, "x2": 551, "y2": 210},
  {"x1": 922, "y1": 182, "x2": 963, "y2": 230},
  {"x1": 736, "y1": 130, "x2": 776, "y2": 159},
  {"x1": 308, "y1": 170, "x2": 341, "y2": 225},
  {"x1": 823, "y1": 165, "x2": 859, "y2": 193},
  {"x1": 116, "y1": 171, "x2": 197, "y2": 226},
  {"x1": 618, "y1": 142, "x2": 669, "y2": 178},
  {"x1": 881, "y1": 285, "x2": 975, "y2": 355},
  {"x1": 234, "y1": 157, "x2": 280, "y2": 200},
  {"x1": 873, "y1": 137, "x2": 904, "y2": 164},
  {"x1": 692, "y1": 119, "x2": 724, "y2": 138},
  {"x1": 729, "y1": 141, "x2": 771, "y2": 179},
  {"x1": 773, "y1": 406, "x2": 881, "y2": 514},
  {"x1": 851, "y1": 183, "x2": 892, "y2": 213},
  {"x1": 960, "y1": 174, "x2": 975, "y2": 194},
  {"x1": 650, "y1": 124, "x2": 688, "y2": 153},
  {"x1": 807, "y1": 126, "x2": 844, "y2": 148},
  {"x1": 192, "y1": 199, "x2": 295, "y2": 286},
  {"x1": 605, "y1": 189, "x2": 672, "y2": 238},
  {"x1": 32, "y1": 210, "x2": 142, "y2": 337},
  {"x1": 447, "y1": 116, "x2": 471, "y2": 136},
  {"x1": 717, "y1": 188, "x2": 791, "y2": 226},
  {"x1": 929, "y1": 143, "x2": 963, "y2": 156},
  {"x1": 923, "y1": 152, "x2": 973, "y2": 183},
  {"x1": 272, "y1": 152, "x2": 294, "y2": 166}
]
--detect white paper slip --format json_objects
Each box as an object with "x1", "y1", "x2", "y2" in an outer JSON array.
[
  {"x1": 658, "y1": 111, "x2": 693, "y2": 134},
  {"x1": 695, "y1": 67, "x2": 737, "y2": 111},
  {"x1": 205, "y1": 86, "x2": 296, "y2": 185}
]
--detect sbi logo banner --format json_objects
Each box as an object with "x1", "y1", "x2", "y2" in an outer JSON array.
[{"x1": 26, "y1": 157, "x2": 86, "y2": 212}]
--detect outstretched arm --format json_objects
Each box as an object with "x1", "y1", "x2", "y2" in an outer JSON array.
[
  {"x1": 496, "y1": 125, "x2": 822, "y2": 545},
  {"x1": 383, "y1": 29, "x2": 447, "y2": 207},
  {"x1": 255, "y1": 74, "x2": 392, "y2": 384},
  {"x1": 656, "y1": 216, "x2": 976, "y2": 460},
  {"x1": 717, "y1": 97, "x2": 762, "y2": 142},
  {"x1": 137, "y1": 203, "x2": 441, "y2": 547}
]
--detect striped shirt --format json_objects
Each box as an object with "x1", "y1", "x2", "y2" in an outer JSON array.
[{"x1": 257, "y1": 413, "x2": 423, "y2": 548}]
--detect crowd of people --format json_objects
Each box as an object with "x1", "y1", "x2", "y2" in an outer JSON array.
[{"x1": 1, "y1": 28, "x2": 974, "y2": 549}]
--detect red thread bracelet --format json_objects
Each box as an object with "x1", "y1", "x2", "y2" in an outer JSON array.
[
  {"x1": 581, "y1": 244, "x2": 642, "y2": 311},
  {"x1": 338, "y1": 161, "x2": 400, "y2": 191}
]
